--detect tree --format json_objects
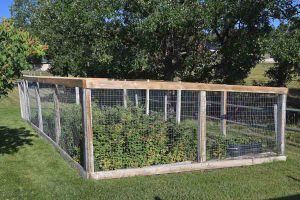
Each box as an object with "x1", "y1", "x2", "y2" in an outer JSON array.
[
  {"x1": 202, "y1": 0, "x2": 278, "y2": 84},
  {"x1": 0, "y1": 18, "x2": 47, "y2": 96},
  {"x1": 11, "y1": 0, "x2": 217, "y2": 81},
  {"x1": 265, "y1": 1, "x2": 300, "y2": 86},
  {"x1": 11, "y1": 0, "x2": 296, "y2": 84}
]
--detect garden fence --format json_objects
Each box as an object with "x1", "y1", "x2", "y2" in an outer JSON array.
[{"x1": 18, "y1": 76, "x2": 288, "y2": 179}]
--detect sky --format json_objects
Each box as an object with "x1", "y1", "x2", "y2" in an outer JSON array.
[{"x1": 0, "y1": 0, "x2": 14, "y2": 19}]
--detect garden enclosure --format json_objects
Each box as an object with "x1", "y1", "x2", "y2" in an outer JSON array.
[{"x1": 18, "y1": 76, "x2": 288, "y2": 179}]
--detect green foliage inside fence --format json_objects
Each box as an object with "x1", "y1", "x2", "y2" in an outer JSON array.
[{"x1": 34, "y1": 103, "x2": 267, "y2": 171}]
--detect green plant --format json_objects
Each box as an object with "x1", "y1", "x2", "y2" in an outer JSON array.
[{"x1": 0, "y1": 18, "x2": 47, "y2": 96}]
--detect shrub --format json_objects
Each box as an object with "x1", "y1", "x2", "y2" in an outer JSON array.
[{"x1": 32, "y1": 102, "x2": 267, "y2": 170}]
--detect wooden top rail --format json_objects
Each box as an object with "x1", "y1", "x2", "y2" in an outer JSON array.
[{"x1": 22, "y1": 75, "x2": 288, "y2": 94}]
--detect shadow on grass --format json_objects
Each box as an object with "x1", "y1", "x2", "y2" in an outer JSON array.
[
  {"x1": 0, "y1": 126, "x2": 35, "y2": 154},
  {"x1": 269, "y1": 194, "x2": 300, "y2": 200}
]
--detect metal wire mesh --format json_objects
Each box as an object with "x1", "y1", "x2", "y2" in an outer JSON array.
[
  {"x1": 91, "y1": 89, "x2": 199, "y2": 171},
  {"x1": 21, "y1": 79, "x2": 285, "y2": 175},
  {"x1": 26, "y1": 82, "x2": 84, "y2": 166},
  {"x1": 206, "y1": 92, "x2": 279, "y2": 160}
]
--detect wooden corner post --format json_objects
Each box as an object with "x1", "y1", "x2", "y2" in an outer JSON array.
[
  {"x1": 82, "y1": 88, "x2": 94, "y2": 177},
  {"x1": 197, "y1": 91, "x2": 206, "y2": 162},
  {"x1": 23, "y1": 80, "x2": 30, "y2": 121},
  {"x1": 277, "y1": 94, "x2": 287, "y2": 155},
  {"x1": 53, "y1": 85, "x2": 61, "y2": 144},
  {"x1": 221, "y1": 91, "x2": 227, "y2": 136},
  {"x1": 18, "y1": 82, "x2": 24, "y2": 119}
]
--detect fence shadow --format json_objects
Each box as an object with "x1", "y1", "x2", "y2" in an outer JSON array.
[
  {"x1": 0, "y1": 126, "x2": 35, "y2": 154},
  {"x1": 269, "y1": 194, "x2": 300, "y2": 200}
]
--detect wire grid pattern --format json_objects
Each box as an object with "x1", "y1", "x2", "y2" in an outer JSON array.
[
  {"x1": 91, "y1": 89, "x2": 198, "y2": 171},
  {"x1": 26, "y1": 82, "x2": 84, "y2": 166},
  {"x1": 23, "y1": 79, "x2": 285, "y2": 174},
  {"x1": 206, "y1": 92, "x2": 279, "y2": 160},
  {"x1": 27, "y1": 81, "x2": 38, "y2": 127},
  {"x1": 39, "y1": 83, "x2": 55, "y2": 140},
  {"x1": 56, "y1": 85, "x2": 83, "y2": 164}
]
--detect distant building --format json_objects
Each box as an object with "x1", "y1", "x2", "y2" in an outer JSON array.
[{"x1": 32, "y1": 57, "x2": 51, "y2": 71}]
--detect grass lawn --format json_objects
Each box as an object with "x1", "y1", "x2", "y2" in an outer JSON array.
[
  {"x1": 0, "y1": 90, "x2": 300, "y2": 199},
  {"x1": 245, "y1": 63, "x2": 300, "y2": 109}
]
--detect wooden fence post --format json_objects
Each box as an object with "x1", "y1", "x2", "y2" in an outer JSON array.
[
  {"x1": 53, "y1": 85, "x2": 61, "y2": 144},
  {"x1": 277, "y1": 94, "x2": 286, "y2": 155},
  {"x1": 274, "y1": 104, "x2": 278, "y2": 143},
  {"x1": 22, "y1": 80, "x2": 30, "y2": 121},
  {"x1": 197, "y1": 91, "x2": 206, "y2": 162},
  {"x1": 25, "y1": 80, "x2": 31, "y2": 121},
  {"x1": 18, "y1": 82, "x2": 24, "y2": 119},
  {"x1": 82, "y1": 88, "x2": 94, "y2": 177},
  {"x1": 75, "y1": 87, "x2": 80, "y2": 105},
  {"x1": 176, "y1": 89, "x2": 181, "y2": 124},
  {"x1": 135, "y1": 93, "x2": 138, "y2": 108},
  {"x1": 146, "y1": 88, "x2": 150, "y2": 115},
  {"x1": 123, "y1": 89, "x2": 128, "y2": 108},
  {"x1": 35, "y1": 82, "x2": 43, "y2": 131},
  {"x1": 221, "y1": 91, "x2": 227, "y2": 136},
  {"x1": 164, "y1": 94, "x2": 168, "y2": 121}
]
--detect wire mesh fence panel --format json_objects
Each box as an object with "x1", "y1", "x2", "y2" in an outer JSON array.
[
  {"x1": 20, "y1": 76, "x2": 289, "y2": 179},
  {"x1": 286, "y1": 109, "x2": 300, "y2": 144},
  {"x1": 56, "y1": 85, "x2": 84, "y2": 166},
  {"x1": 127, "y1": 89, "x2": 146, "y2": 108},
  {"x1": 91, "y1": 89, "x2": 199, "y2": 172},
  {"x1": 26, "y1": 82, "x2": 84, "y2": 167},
  {"x1": 181, "y1": 90, "x2": 199, "y2": 120},
  {"x1": 27, "y1": 81, "x2": 38, "y2": 127},
  {"x1": 206, "y1": 92, "x2": 279, "y2": 161},
  {"x1": 39, "y1": 83, "x2": 55, "y2": 140}
]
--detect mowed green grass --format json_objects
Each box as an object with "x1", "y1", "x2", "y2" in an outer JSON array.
[
  {"x1": 245, "y1": 63, "x2": 300, "y2": 88},
  {"x1": 245, "y1": 63, "x2": 300, "y2": 109},
  {"x1": 0, "y1": 90, "x2": 300, "y2": 200}
]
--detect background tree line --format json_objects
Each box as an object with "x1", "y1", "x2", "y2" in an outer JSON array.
[{"x1": 10, "y1": 0, "x2": 300, "y2": 86}]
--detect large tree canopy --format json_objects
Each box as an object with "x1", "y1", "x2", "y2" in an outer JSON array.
[
  {"x1": 265, "y1": 1, "x2": 300, "y2": 86},
  {"x1": 10, "y1": 0, "x2": 299, "y2": 84},
  {"x1": 0, "y1": 18, "x2": 47, "y2": 96}
]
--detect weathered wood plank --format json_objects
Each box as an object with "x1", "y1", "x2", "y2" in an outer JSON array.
[
  {"x1": 23, "y1": 75, "x2": 288, "y2": 94},
  {"x1": 277, "y1": 94, "x2": 287, "y2": 155},
  {"x1": 85, "y1": 79, "x2": 288, "y2": 94},
  {"x1": 92, "y1": 156, "x2": 286, "y2": 180},
  {"x1": 123, "y1": 89, "x2": 128, "y2": 108},
  {"x1": 176, "y1": 90, "x2": 181, "y2": 124},
  {"x1": 146, "y1": 89, "x2": 150, "y2": 115},
  {"x1": 82, "y1": 89, "x2": 94, "y2": 177},
  {"x1": 135, "y1": 93, "x2": 139, "y2": 108},
  {"x1": 75, "y1": 87, "x2": 80, "y2": 105},
  {"x1": 164, "y1": 94, "x2": 168, "y2": 121},
  {"x1": 17, "y1": 82, "x2": 24, "y2": 119},
  {"x1": 197, "y1": 91, "x2": 206, "y2": 162},
  {"x1": 53, "y1": 85, "x2": 61, "y2": 144},
  {"x1": 274, "y1": 104, "x2": 278, "y2": 143},
  {"x1": 23, "y1": 75, "x2": 85, "y2": 88},
  {"x1": 23, "y1": 80, "x2": 30, "y2": 121}
]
